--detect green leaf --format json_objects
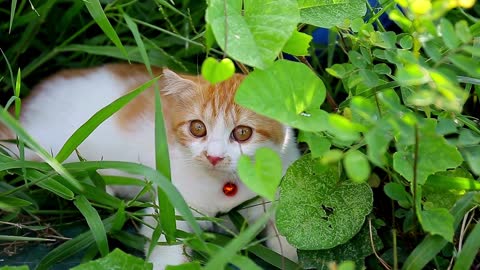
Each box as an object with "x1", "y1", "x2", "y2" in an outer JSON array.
[
  {"x1": 461, "y1": 146, "x2": 480, "y2": 175},
  {"x1": 458, "y1": 129, "x2": 480, "y2": 146},
  {"x1": 349, "y1": 96, "x2": 380, "y2": 127},
  {"x1": 423, "y1": 169, "x2": 474, "y2": 210},
  {"x1": 55, "y1": 76, "x2": 158, "y2": 163},
  {"x1": 201, "y1": 57, "x2": 235, "y2": 84},
  {"x1": 419, "y1": 208, "x2": 454, "y2": 242},
  {"x1": 343, "y1": 150, "x2": 370, "y2": 183},
  {"x1": 71, "y1": 248, "x2": 152, "y2": 270},
  {"x1": 449, "y1": 54, "x2": 480, "y2": 78},
  {"x1": 396, "y1": 64, "x2": 430, "y2": 86},
  {"x1": 338, "y1": 261, "x2": 356, "y2": 270},
  {"x1": 402, "y1": 193, "x2": 475, "y2": 270},
  {"x1": 384, "y1": 182, "x2": 411, "y2": 207},
  {"x1": 455, "y1": 20, "x2": 472, "y2": 44},
  {"x1": 365, "y1": 121, "x2": 393, "y2": 166},
  {"x1": 326, "y1": 64, "x2": 353, "y2": 79},
  {"x1": 277, "y1": 154, "x2": 373, "y2": 249},
  {"x1": 298, "y1": 222, "x2": 383, "y2": 270},
  {"x1": 373, "y1": 63, "x2": 392, "y2": 75},
  {"x1": 436, "y1": 118, "x2": 458, "y2": 135},
  {"x1": 206, "y1": 0, "x2": 300, "y2": 69},
  {"x1": 425, "y1": 168, "x2": 476, "y2": 191},
  {"x1": 84, "y1": 0, "x2": 127, "y2": 57},
  {"x1": 327, "y1": 114, "x2": 361, "y2": 142},
  {"x1": 399, "y1": 35, "x2": 413, "y2": 49},
  {"x1": 74, "y1": 195, "x2": 109, "y2": 257},
  {"x1": 320, "y1": 149, "x2": 344, "y2": 164},
  {"x1": 235, "y1": 60, "x2": 328, "y2": 131},
  {"x1": 282, "y1": 30, "x2": 312, "y2": 56},
  {"x1": 348, "y1": 51, "x2": 367, "y2": 68},
  {"x1": 298, "y1": 131, "x2": 331, "y2": 158},
  {"x1": 298, "y1": 0, "x2": 367, "y2": 28},
  {"x1": 440, "y1": 18, "x2": 461, "y2": 49},
  {"x1": 359, "y1": 69, "x2": 380, "y2": 87},
  {"x1": 393, "y1": 120, "x2": 463, "y2": 185},
  {"x1": 453, "y1": 221, "x2": 480, "y2": 270},
  {"x1": 0, "y1": 196, "x2": 32, "y2": 211},
  {"x1": 237, "y1": 147, "x2": 283, "y2": 200}
]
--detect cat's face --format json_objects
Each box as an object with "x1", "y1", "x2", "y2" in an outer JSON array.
[{"x1": 163, "y1": 71, "x2": 285, "y2": 174}]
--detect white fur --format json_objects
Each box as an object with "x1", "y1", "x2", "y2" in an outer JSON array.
[{"x1": 11, "y1": 65, "x2": 300, "y2": 269}]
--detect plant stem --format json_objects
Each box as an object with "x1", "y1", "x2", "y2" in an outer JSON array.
[{"x1": 412, "y1": 124, "x2": 420, "y2": 225}]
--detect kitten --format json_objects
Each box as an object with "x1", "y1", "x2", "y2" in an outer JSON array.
[{"x1": 0, "y1": 63, "x2": 300, "y2": 269}]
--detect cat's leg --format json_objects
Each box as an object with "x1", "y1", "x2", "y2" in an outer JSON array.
[
  {"x1": 140, "y1": 206, "x2": 213, "y2": 270},
  {"x1": 264, "y1": 219, "x2": 298, "y2": 262},
  {"x1": 237, "y1": 199, "x2": 298, "y2": 262},
  {"x1": 140, "y1": 207, "x2": 190, "y2": 269}
]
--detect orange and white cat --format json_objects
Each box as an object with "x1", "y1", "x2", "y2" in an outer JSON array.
[{"x1": 0, "y1": 63, "x2": 299, "y2": 269}]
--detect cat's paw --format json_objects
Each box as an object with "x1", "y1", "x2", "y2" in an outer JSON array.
[
  {"x1": 266, "y1": 235, "x2": 298, "y2": 262},
  {"x1": 148, "y1": 244, "x2": 190, "y2": 270}
]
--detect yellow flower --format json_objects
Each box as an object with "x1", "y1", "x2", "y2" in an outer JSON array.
[
  {"x1": 410, "y1": 0, "x2": 432, "y2": 14},
  {"x1": 458, "y1": 0, "x2": 476, "y2": 8}
]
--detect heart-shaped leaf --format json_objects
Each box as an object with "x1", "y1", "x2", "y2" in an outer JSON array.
[
  {"x1": 238, "y1": 147, "x2": 282, "y2": 200},
  {"x1": 235, "y1": 60, "x2": 328, "y2": 131},
  {"x1": 201, "y1": 57, "x2": 235, "y2": 84},
  {"x1": 277, "y1": 154, "x2": 373, "y2": 249},
  {"x1": 206, "y1": 0, "x2": 299, "y2": 69}
]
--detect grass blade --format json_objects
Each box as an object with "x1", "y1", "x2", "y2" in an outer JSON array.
[
  {"x1": 9, "y1": 0, "x2": 18, "y2": 33},
  {"x1": 14, "y1": 68, "x2": 27, "y2": 186},
  {"x1": 0, "y1": 196, "x2": 32, "y2": 210},
  {"x1": 73, "y1": 195, "x2": 109, "y2": 257},
  {"x1": 55, "y1": 76, "x2": 158, "y2": 163},
  {"x1": 83, "y1": 0, "x2": 127, "y2": 58},
  {"x1": 0, "y1": 108, "x2": 83, "y2": 192},
  {"x1": 36, "y1": 216, "x2": 115, "y2": 270},
  {"x1": 402, "y1": 193, "x2": 475, "y2": 270},
  {"x1": 123, "y1": 13, "x2": 151, "y2": 69},
  {"x1": 210, "y1": 233, "x2": 300, "y2": 269},
  {"x1": 0, "y1": 235, "x2": 55, "y2": 242},
  {"x1": 124, "y1": 11, "x2": 176, "y2": 244},
  {"x1": 204, "y1": 205, "x2": 276, "y2": 270},
  {"x1": 62, "y1": 161, "x2": 202, "y2": 237},
  {"x1": 453, "y1": 221, "x2": 480, "y2": 270}
]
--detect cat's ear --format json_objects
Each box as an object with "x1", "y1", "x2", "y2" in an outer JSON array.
[{"x1": 161, "y1": 69, "x2": 196, "y2": 96}]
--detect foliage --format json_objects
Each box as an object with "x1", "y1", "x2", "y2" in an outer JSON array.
[{"x1": 1, "y1": 0, "x2": 480, "y2": 269}]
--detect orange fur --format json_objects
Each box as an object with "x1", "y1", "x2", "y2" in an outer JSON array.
[
  {"x1": 168, "y1": 73, "x2": 285, "y2": 146},
  {"x1": 103, "y1": 64, "x2": 284, "y2": 146}
]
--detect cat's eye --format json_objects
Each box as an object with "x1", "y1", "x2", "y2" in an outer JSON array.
[
  {"x1": 232, "y1": 125, "x2": 253, "y2": 142},
  {"x1": 189, "y1": 120, "x2": 207, "y2": 137}
]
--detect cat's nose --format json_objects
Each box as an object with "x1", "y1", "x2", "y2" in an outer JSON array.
[{"x1": 206, "y1": 155, "x2": 224, "y2": 166}]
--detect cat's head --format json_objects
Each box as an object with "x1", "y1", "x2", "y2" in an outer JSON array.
[{"x1": 161, "y1": 69, "x2": 287, "y2": 173}]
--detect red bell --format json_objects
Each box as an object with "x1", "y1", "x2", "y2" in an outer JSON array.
[{"x1": 223, "y1": 182, "x2": 238, "y2": 197}]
